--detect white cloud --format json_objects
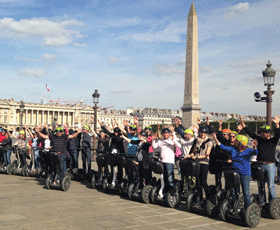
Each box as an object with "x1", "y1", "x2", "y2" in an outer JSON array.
[
  {"x1": 108, "y1": 56, "x2": 119, "y2": 64},
  {"x1": 0, "y1": 17, "x2": 85, "y2": 46},
  {"x1": 74, "y1": 42, "x2": 87, "y2": 47},
  {"x1": 200, "y1": 66, "x2": 212, "y2": 72},
  {"x1": 153, "y1": 63, "x2": 184, "y2": 75},
  {"x1": 119, "y1": 20, "x2": 187, "y2": 43},
  {"x1": 236, "y1": 60, "x2": 265, "y2": 67},
  {"x1": 225, "y1": 2, "x2": 250, "y2": 18},
  {"x1": 176, "y1": 59, "x2": 185, "y2": 66},
  {"x1": 109, "y1": 90, "x2": 131, "y2": 94},
  {"x1": 103, "y1": 17, "x2": 142, "y2": 28},
  {"x1": 20, "y1": 68, "x2": 47, "y2": 77},
  {"x1": 42, "y1": 54, "x2": 57, "y2": 62},
  {"x1": 15, "y1": 55, "x2": 39, "y2": 61}
]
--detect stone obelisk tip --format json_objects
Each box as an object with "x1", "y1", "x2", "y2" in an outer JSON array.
[{"x1": 188, "y1": 2, "x2": 197, "y2": 16}]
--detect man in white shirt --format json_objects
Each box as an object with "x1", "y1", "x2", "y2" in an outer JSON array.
[{"x1": 152, "y1": 128, "x2": 181, "y2": 189}]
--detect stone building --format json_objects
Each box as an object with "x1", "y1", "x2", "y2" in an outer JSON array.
[
  {"x1": 0, "y1": 98, "x2": 96, "y2": 129},
  {"x1": 0, "y1": 98, "x2": 265, "y2": 131}
]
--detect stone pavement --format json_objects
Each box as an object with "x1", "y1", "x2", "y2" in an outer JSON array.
[{"x1": 0, "y1": 162, "x2": 280, "y2": 230}]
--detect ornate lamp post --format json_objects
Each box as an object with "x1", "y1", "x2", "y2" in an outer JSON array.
[
  {"x1": 254, "y1": 60, "x2": 276, "y2": 127},
  {"x1": 92, "y1": 89, "x2": 100, "y2": 132},
  {"x1": 19, "y1": 100, "x2": 25, "y2": 129}
]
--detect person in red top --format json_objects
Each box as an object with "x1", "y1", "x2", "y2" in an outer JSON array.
[{"x1": 0, "y1": 129, "x2": 6, "y2": 165}]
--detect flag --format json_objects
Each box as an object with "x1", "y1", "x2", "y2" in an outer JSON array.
[{"x1": 46, "y1": 84, "x2": 50, "y2": 92}]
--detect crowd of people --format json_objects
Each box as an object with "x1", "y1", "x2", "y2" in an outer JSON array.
[{"x1": 0, "y1": 115, "x2": 279, "y2": 209}]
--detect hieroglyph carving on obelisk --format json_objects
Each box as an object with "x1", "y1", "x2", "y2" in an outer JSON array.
[{"x1": 181, "y1": 2, "x2": 201, "y2": 128}]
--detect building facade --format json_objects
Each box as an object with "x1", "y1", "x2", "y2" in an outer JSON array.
[
  {"x1": 0, "y1": 99, "x2": 96, "y2": 129},
  {"x1": 0, "y1": 99, "x2": 265, "y2": 131}
]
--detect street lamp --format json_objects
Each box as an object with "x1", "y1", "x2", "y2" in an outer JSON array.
[
  {"x1": 254, "y1": 60, "x2": 276, "y2": 127},
  {"x1": 92, "y1": 89, "x2": 100, "y2": 132},
  {"x1": 19, "y1": 100, "x2": 25, "y2": 129}
]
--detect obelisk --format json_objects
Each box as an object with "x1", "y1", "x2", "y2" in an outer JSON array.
[{"x1": 181, "y1": 2, "x2": 201, "y2": 128}]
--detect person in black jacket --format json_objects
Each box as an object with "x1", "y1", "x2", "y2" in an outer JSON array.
[
  {"x1": 98, "y1": 120, "x2": 125, "y2": 183},
  {"x1": 0, "y1": 130, "x2": 12, "y2": 166},
  {"x1": 81, "y1": 125, "x2": 92, "y2": 177},
  {"x1": 204, "y1": 117, "x2": 237, "y2": 190},
  {"x1": 121, "y1": 130, "x2": 152, "y2": 187},
  {"x1": 240, "y1": 115, "x2": 280, "y2": 202}
]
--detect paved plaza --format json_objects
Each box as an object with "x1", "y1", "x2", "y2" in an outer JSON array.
[{"x1": 0, "y1": 161, "x2": 280, "y2": 230}]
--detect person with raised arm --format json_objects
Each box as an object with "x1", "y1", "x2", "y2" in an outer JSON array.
[
  {"x1": 240, "y1": 115, "x2": 280, "y2": 202},
  {"x1": 212, "y1": 132, "x2": 258, "y2": 209},
  {"x1": 187, "y1": 125, "x2": 213, "y2": 199},
  {"x1": 152, "y1": 128, "x2": 181, "y2": 191},
  {"x1": 36, "y1": 126, "x2": 81, "y2": 179},
  {"x1": 98, "y1": 119, "x2": 125, "y2": 183}
]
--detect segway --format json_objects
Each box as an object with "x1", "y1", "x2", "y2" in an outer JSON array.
[
  {"x1": 219, "y1": 170, "x2": 261, "y2": 228},
  {"x1": 25, "y1": 147, "x2": 43, "y2": 177},
  {"x1": 185, "y1": 159, "x2": 209, "y2": 213},
  {"x1": 102, "y1": 153, "x2": 120, "y2": 193},
  {"x1": 206, "y1": 160, "x2": 230, "y2": 217},
  {"x1": 179, "y1": 158, "x2": 197, "y2": 201},
  {"x1": 0, "y1": 154, "x2": 14, "y2": 175},
  {"x1": 12, "y1": 149, "x2": 28, "y2": 176},
  {"x1": 125, "y1": 157, "x2": 152, "y2": 203},
  {"x1": 251, "y1": 162, "x2": 280, "y2": 219},
  {"x1": 0, "y1": 162, "x2": 14, "y2": 175},
  {"x1": 149, "y1": 157, "x2": 180, "y2": 208},
  {"x1": 90, "y1": 153, "x2": 106, "y2": 189},
  {"x1": 45, "y1": 152, "x2": 71, "y2": 191},
  {"x1": 117, "y1": 154, "x2": 130, "y2": 195}
]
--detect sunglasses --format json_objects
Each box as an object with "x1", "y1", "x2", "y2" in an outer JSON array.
[
  {"x1": 229, "y1": 135, "x2": 236, "y2": 138},
  {"x1": 222, "y1": 133, "x2": 229, "y2": 136}
]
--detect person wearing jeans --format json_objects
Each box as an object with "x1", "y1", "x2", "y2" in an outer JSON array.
[
  {"x1": 212, "y1": 133, "x2": 258, "y2": 208},
  {"x1": 152, "y1": 128, "x2": 181, "y2": 194},
  {"x1": 240, "y1": 115, "x2": 280, "y2": 202},
  {"x1": 163, "y1": 163, "x2": 175, "y2": 189},
  {"x1": 276, "y1": 150, "x2": 280, "y2": 185},
  {"x1": 81, "y1": 125, "x2": 92, "y2": 176}
]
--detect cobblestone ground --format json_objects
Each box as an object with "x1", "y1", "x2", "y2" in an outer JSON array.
[{"x1": 0, "y1": 160, "x2": 280, "y2": 230}]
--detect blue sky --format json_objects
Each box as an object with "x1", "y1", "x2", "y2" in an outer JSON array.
[{"x1": 0, "y1": 0, "x2": 279, "y2": 116}]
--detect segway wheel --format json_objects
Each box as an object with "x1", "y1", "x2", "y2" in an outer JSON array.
[
  {"x1": 166, "y1": 188, "x2": 181, "y2": 208},
  {"x1": 220, "y1": 199, "x2": 230, "y2": 222},
  {"x1": 102, "y1": 178, "x2": 108, "y2": 193},
  {"x1": 6, "y1": 164, "x2": 13, "y2": 175},
  {"x1": 36, "y1": 166, "x2": 43, "y2": 178},
  {"x1": 46, "y1": 174, "x2": 52, "y2": 189},
  {"x1": 186, "y1": 192, "x2": 195, "y2": 212},
  {"x1": 119, "y1": 181, "x2": 125, "y2": 195},
  {"x1": 91, "y1": 174, "x2": 96, "y2": 189},
  {"x1": 244, "y1": 203, "x2": 261, "y2": 228},
  {"x1": 61, "y1": 175, "x2": 71, "y2": 191},
  {"x1": 206, "y1": 195, "x2": 219, "y2": 217},
  {"x1": 268, "y1": 197, "x2": 280, "y2": 219},
  {"x1": 141, "y1": 185, "x2": 153, "y2": 204},
  {"x1": 150, "y1": 186, "x2": 158, "y2": 204},
  {"x1": 21, "y1": 166, "x2": 27, "y2": 176},
  {"x1": 128, "y1": 183, "x2": 134, "y2": 200},
  {"x1": 12, "y1": 167, "x2": 16, "y2": 175}
]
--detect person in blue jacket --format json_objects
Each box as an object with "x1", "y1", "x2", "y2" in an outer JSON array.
[{"x1": 212, "y1": 133, "x2": 258, "y2": 209}]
